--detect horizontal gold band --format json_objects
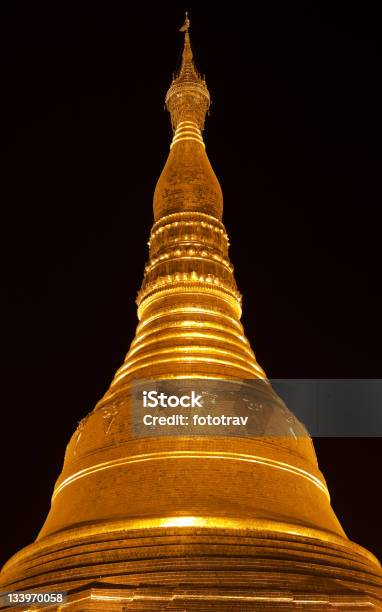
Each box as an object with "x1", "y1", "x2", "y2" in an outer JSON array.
[
  {"x1": 174, "y1": 128, "x2": 202, "y2": 137},
  {"x1": 52, "y1": 450, "x2": 329, "y2": 501},
  {"x1": 151, "y1": 211, "x2": 226, "y2": 235},
  {"x1": 137, "y1": 286, "x2": 242, "y2": 320},
  {"x1": 115, "y1": 343, "x2": 259, "y2": 380},
  {"x1": 127, "y1": 331, "x2": 255, "y2": 361},
  {"x1": 131, "y1": 319, "x2": 249, "y2": 348},
  {"x1": 65, "y1": 595, "x2": 377, "y2": 607},
  {"x1": 177, "y1": 120, "x2": 199, "y2": 128},
  {"x1": 4, "y1": 514, "x2": 380, "y2": 574},
  {"x1": 145, "y1": 255, "x2": 233, "y2": 276},
  {"x1": 112, "y1": 354, "x2": 263, "y2": 383},
  {"x1": 136, "y1": 307, "x2": 244, "y2": 333},
  {"x1": 170, "y1": 136, "x2": 205, "y2": 148},
  {"x1": 175, "y1": 125, "x2": 201, "y2": 134}
]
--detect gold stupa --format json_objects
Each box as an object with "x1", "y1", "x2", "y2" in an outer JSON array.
[{"x1": 1, "y1": 16, "x2": 382, "y2": 611}]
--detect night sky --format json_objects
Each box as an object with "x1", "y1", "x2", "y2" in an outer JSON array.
[{"x1": 1, "y1": 2, "x2": 382, "y2": 567}]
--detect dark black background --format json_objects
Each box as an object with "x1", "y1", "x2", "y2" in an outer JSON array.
[{"x1": 1, "y1": 1, "x2": 381, "y2": 567}]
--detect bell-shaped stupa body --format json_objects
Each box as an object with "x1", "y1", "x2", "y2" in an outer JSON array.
[{"x1": 1, "y1": 16, "x2": 381, "y2": 611}]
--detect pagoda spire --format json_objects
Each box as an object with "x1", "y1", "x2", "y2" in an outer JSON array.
[
  {"x1": 176, "y1": 13, "x2": 199, "y2": 82},
  {"x1": 165, "y1": 14, "x2": 210, "y2": 137},
  {"x1": 109, "y1": 15, "x2": 266, "y2": 385}
]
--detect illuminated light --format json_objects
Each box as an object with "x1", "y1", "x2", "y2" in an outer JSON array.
[
  {"x1": 132, "y1": 319, "x2": 248, "y2": 345},
  {"x1": 145, "y1": 255, "x2": 234, "y2": 275},
  {"x1": 173, "y1": 129, "x2": 202, "y2": 139},
  {"x1": 162, "y1": 516, "x2": 199, "y2": 527},
  {"x1": 172, "y1": 595, "x2": 293, "y2": 602},
  {"x1": 136, "y1": 307, "x2": 244, "y2": 332},
  {"x1": 52, "y1": 450, "x2": 329, "y2": 501},
  {"x1": 137, "y1": 281, "x2": 242, "y2": 307},
  {"x1": 125, "y1": 331, "x2": 256, "y2": 360},
  {"x1": 151, "y1": 209, "x2": 225, "y2": 228},
  {"x1": 151, "y1": 220, "x2": 225, "y2": 239},
  {"x1": 174, "y1": 124, "x2": 201, "y2": 131},
  {"x1": 112, "y1": 355, "x2": 264, "y2": 383},
  {"x1": 295, "y1": 601, "x2": 328, "y2": 605},
  {"x1": 170, "y1": 136, "x2": 205, "y2": 148},
  {"x1": 177, "y1": 119, "x2": 198, "y2": 125},
  {"x1": 177, "y1": 120, "x2": 199, "y2": 127},
  {"x1": 119, "y1": 344, "x2": 260, "y2": 370},
  {"x1": 174, "y1": 127, "x2": 201, "y2": 136},
  {"x1": 137, "y1": 287, "x2": 243, "y2": 320},
  {"x1": 176, "y1": 122, "x2": 200, "y2": 128}
]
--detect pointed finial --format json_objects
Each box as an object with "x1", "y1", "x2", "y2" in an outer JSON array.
[
  {"x1": 179, "y1": 11, "x2": 193, "y2": 64},
  {"x1": 179, "y1": 12, "x2": 190, "y2": 33}
]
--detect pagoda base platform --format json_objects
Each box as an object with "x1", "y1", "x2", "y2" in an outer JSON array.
[{"x1": 1, "y1": 522, "x2": 382, "y2": 611}]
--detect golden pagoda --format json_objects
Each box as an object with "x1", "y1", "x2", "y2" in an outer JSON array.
[{"x1": 1, "y1": 16, "x2": 382, "y2": 611}]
